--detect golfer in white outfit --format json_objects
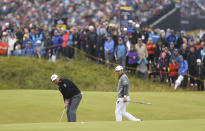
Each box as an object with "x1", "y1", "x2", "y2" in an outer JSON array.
[{"x1": 115, "y1": 65, "x2": 141, "y2": 122}]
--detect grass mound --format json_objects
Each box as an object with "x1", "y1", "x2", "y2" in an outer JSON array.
[{"x1": 0, "y1": 56, "x2": 175, "y2": 91}]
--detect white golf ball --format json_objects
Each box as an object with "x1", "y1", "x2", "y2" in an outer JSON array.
[{"x1": 81, "y1": 122, "x2": 84, "y2": 125}]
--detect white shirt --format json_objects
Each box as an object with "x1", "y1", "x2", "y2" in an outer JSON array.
[{"x1": 8, "y1": 38, "x2": 16, "y2": 50}]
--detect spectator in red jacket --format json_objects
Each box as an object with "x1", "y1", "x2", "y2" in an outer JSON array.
[
  {"x1": 146, "y1": 37, "x2": 156, "y2": 64},
  {"x1": 168, "y1": 58, "x2": 179, "y2": 86},
  {"x1": 62, "y1": 30, "x2": 70, "y2": 57},
  {"x1": 0, "y1": 42, "x2": 8, "y2": 56}
]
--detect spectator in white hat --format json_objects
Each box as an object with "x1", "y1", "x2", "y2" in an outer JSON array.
[
  {"x1": 126, "y1": 20, "x2": 135, "y2": 34},
  {"x1": 194, "y1": 59, "x2": 205, "y2": 91}
]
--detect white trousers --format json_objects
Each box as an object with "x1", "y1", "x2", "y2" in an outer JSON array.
[
  {"x1": 174, "y1": 75, "x2": 184, "y2": 90},
  {"x1": 115, "y1": 97, "x2": 141, "y2": 122}
]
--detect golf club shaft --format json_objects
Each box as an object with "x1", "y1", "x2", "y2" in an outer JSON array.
[
  {"x1": 59, "y1": 109, "x2": 65, "y2": 122},
  {"x1": 129, "y1": 101, "x2": 152, "y2": 105}
]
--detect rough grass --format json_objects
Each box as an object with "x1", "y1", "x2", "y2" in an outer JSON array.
[{"x1": 0, "y1": 56, "x2": 184, "y2": 91}]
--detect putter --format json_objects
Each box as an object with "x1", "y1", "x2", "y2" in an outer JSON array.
[
  {"x1": 59, "y1": 109, "x2": 65, "y2": 122},
  {"x1": 129, "y1": 101, "x2": 152, "y2": 105}
]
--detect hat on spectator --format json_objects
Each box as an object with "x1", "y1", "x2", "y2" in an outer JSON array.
[
  {"x1": 129, "y1": 33, "x2": 133, "y2": 36},
  {"x1": 2, "y1": 32, "x2": 7, "y2": 35},
  {"x1": 174, "y1": 48, "x2": 178, "y2": 52},
  {"x1": 135, "y1": 23, "x2": 140, "y2": 28},
  {"x1": 88, "y1": 25, "x2": 94, "y2": 30},
  {"x1": 118, "y1": 37, "x2": 123, "y2": 41},
  {"x1": 197, "y1": 59, "x2": 201, "y2": 63},
  {"x1": 5, "y1": 23, "x2": 9, "y2": 26},
  {"x1": 128, "y1": 20, "x2": 133, "y2": 23},
  {"x1": 162, "y1": 52, "x2": 166, "y2": 57},
  {"x1": 180, "y1": 30, "x2": 185, "y2": 34},
  {"x1": 170, "y1": 42, "x2": 174, "y2": 45},
  {"x1": 123, "y1": 28, "x2": 127, "y2": 31},
  {"x1": 37, "y1": 40, "x2": 41, "y2": 43},
  {"x1": 160, "y1": 30, "x2": 165, "y2": 33},
  {"x1": 24, "y1": 34, "x2": 29, "y2": 38},
  {"x1": 178, "y1": 55, "x2": 183, "y2": 59}
]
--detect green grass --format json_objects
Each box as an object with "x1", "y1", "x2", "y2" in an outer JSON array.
[
  {"x1": 0, "y1": 55, "x2": 204, "y2": 130},
  {"x1": 1, "y1": 120, "x2": 205, "y2": 131},
  {"x1": 0, "y1": 90, "x2": 205, "y2": 131},
  {"x1": 0, "y1": 56, "x2": 178, "y2": 91}
]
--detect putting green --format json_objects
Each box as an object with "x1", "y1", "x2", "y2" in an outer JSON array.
[
  {"x1": 0, "y1": 90, "x2": 205, "y2": 131},
  {"x1": 0, "y1": 119, "x2": 205, "y2": 131}
]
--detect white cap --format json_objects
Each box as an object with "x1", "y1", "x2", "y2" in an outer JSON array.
[
  {"x1": 135, "y1": 23, "x2": 140, "y2": 28},
  {"x1": 123, "y1": 28, "x2": 127, "y2": 31},
  {"x1": 2, "y1": 32, "x2": 7, "y2": 35},
  {"x1": 160, "y1": 29, "x2": 165, "y2": 33},
  {"x1": 37, "y1": 40, "x2": 41, "y2": 43},
  {"x1": 51, "y1": 74, "x2": 58, "y2": 81},
  {"x1": 89, "y1": 25, "x2": 94, "y2": 30},
  {"x1": 197, "y1": 59, "x2": 201, "y2": 63},
  {"x1": 115, "y1": 65, "x2": 123, "y2": 72},
  {"x1": 5, "y1": 22, "x2": 9, "y2": 26},
  {"x1": 128, "y1": 20, "x2": 133, "y2": 23}
]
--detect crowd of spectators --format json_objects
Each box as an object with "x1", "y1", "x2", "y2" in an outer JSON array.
[
  {"x1": 0, "y1": 20, "x2": 205, "y2": 90},
  {"x1": 0, "y1": 0, "x2": 176, "y2": 28},
  {"x1": 0, "y1": 0, "x2": 205, "y2": 90},
  {"x1": 180, "y1": 0, "x2": 205, "y2": 19},
  {"x1": 120, "y1": 0, "x2": 174, "y2": 23}
]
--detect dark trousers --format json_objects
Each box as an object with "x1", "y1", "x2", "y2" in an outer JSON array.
[
  {"x1": 159, "y1": 70, "x2": 166, "y2": 83},
  {"x1": 189, "y1": 68, "x2": 195, "y2": 84},
  {"x1": 169, "y1": 76, "x2": 177, "y2": 84},
  {"x1": 67, "y1": 93, "x2": 82, "y2": 122},
  {"x1": 181, "y1": 75, "x2": 188, "y2": 88},
  {"x1": 127, "y1": 63, "x2": 137, "y2": 74},
  {"x1": 196, "y1": 80, "x2": 204, "y2": 91},
  {"x1": 67, "y1": 46, "x2": 75, "y2": 59}
]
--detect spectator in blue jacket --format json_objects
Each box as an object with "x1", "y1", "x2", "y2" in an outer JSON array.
[
  {"x1": 52, "y1": 30, "x2": 63, "y2": 59},
  {"x1": 23, "y1": 42, "x2": 36, "y2": 57},
  {"x1": 104, "y1": 35, "x2": 114, "y2": 68},
  {"x1": 150, "y1": 29, "x2": 160, "y2": 45},
  {"x1": 174, "y1": 55, "x2": 188, "y2": 90},
  {"x1": 200, "y1": 46, "x2": 205, "y2": 63},
  {"x1": 126, "y1": 20, "x2": 135, "y2": 34},
  {"x1": 31, "y1": 29, "x2": 43, "y2": 48},
  {"x1": 170, "y1": 48, "x2": 180, "y2": 63},
  {"x1": 166, "y1": 30, "x2": 177, "y2": 45},
  {"x1": 137, "y1": 56, "x2": 148, "y2": 80},
  {"x1": 115, "y1": 37, "x2": 127, "y2": 69},
  {"x1": 22, "y1": 34, "x2": 32, "y2": 49}
]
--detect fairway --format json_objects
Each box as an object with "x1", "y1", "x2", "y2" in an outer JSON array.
[{"x1": 0, "y1": 90, "x2": 205, "y2": 131}]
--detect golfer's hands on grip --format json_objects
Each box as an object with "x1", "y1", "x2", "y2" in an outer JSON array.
[
  {"x1": 123, "y1": 97, "x2": 127, "y2": 102},
  {"x1": 64, "y1": 99, "x2": 69, "y2": 110}
]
